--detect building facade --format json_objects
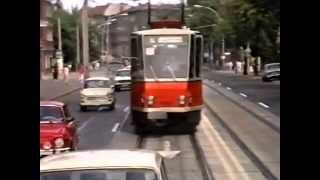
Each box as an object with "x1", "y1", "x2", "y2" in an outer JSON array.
[
  {"x1": 40, "y1": 0, "x2": 55, "y2": 77},
  {"x1": 108, "y1": 3, "x2": 181, "y2": 58}
]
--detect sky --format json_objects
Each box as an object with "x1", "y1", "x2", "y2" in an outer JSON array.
[{"x1": 61, "y1": 0, "x2": 184, "y2": 11}]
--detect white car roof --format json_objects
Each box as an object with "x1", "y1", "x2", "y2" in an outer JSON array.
[
  {"x1": 86, "y1": 77, "x2": 110, "y2": 81},
  {"x1": 40, "y1": 149, "x2": 161, "y2": 172},
  {"x1": 117, "y1": 68, "x2": 130, "y2": 72},
  {"x1": 133, "y1": 28, "x2": 199, "y2": 35}
]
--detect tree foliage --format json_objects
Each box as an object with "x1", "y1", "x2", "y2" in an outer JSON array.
[
  {"x1": 51, "y1": 7, "x2": 102, "y2": 65},
  {"x1": 186, "y1": 0, "x2": 280, "y2": 63}
]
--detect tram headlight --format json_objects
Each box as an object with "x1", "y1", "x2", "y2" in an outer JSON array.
[
  {"x1": 147, "y1": 96, "x2": 154, "y2": 105},
  {"x1": 179, "y1": 95, "x2": 186, "y2": 105}
]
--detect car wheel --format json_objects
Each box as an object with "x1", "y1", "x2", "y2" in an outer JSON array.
[
  {"x1": 80, "y1": 106, "x2": 87, "y2": 112},
  {"x1": 109, "y1": 102, "x2": 115, "y2": 110}
]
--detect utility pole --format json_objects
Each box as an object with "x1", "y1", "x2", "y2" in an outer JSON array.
[
  {"x1": 76, "y1": 25, "x2": 80, "y2": 71},
  {"x1": 221, "y1": 35, "x2": 225, "y2": 69},
  {"x1": 106, "y1": 17, "x2": 110, "y2": 62},
  {"x1": 81, "y1": 0, "x2": 89, "y2": 66},
  {"x1": 56, "y1": 17, "x2": 64, "y2": 77}
]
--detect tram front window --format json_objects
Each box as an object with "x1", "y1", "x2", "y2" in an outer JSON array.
[{"x1": 143, "y1": 35, "x2": 189, "y2": 79}]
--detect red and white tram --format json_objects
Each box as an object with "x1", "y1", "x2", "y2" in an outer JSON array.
[{"x1": 130, "y1": 1, "x2": 203, "y2": 133}]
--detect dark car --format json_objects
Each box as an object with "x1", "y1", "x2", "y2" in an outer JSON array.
[{"x1": 262, "y1": 63, "x2": 280, "y2": 82}]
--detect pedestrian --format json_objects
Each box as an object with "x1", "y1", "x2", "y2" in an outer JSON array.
[
  {"x1": 79, "y1": 65, "x2": 85, "y2": 84},
  {"x1": 63, "y1": 65, "x2": 69, "y2": 83},
  {"x1": 52, "y1": 63, "x2": 59, "y2": 80}
]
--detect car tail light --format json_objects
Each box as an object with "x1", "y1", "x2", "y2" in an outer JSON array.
[
  {"x1": 43, "y1": 141, "x2": 52, "y2": 150},
  {"x1": 54, "y1": 138, "x2": 65, "y2": 148}
]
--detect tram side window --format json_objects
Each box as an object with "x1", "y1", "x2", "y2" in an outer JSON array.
[
  {"x1": 189, "y1": 35, "x2": 195, "y2": 78},
  {"x1": 131, "y1": 36, "x2": 143, "y2": 80},
  {"x1": 195, "y1": 36, "x2": 203, "y2": 77}
]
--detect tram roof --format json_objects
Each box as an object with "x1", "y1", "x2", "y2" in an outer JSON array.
[{"x1": 132, "y1": 28, "x2": 199, "y2": 35}]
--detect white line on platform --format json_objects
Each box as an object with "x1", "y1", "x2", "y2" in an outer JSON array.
[
  {"x1": 201, "y1": 114, "x2": 251, "y2": 180},
  {"x1": 226, "y1": 87, "x2": 232, "y2": 90},
  {"x1": 258, "y1": 102, "x2": 270, "y2": 108},
  {"x1": 239, "y1": 93, "x2": 247, "y2": 98},
  {"x1": 111, "y1": 123, "x2": 120, "y2": 132},
  {"x1": 78, "y1": 117, "x2": 95, "y2": 132}
]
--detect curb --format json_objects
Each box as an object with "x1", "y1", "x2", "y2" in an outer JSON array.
[{"x1": 50, "y1": 87, "x2": 82, "y2": 100}]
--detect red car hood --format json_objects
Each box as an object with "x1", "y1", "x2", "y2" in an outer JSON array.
[{"x1": 40, "y1": 123, "x2": 67, "y2": 139}]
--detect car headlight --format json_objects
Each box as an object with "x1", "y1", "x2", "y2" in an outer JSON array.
[
  {"x1": 54, "y1": 138, "x2": 64, "y2": 148},
  {"x1": 107, "y1": 93, "x2": 113, "y2": 98},
  {"x1": 43, "y1": 141, "x2": 52, "y2": 150}
]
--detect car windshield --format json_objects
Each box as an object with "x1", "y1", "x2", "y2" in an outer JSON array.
[
  {"x1": 85, "y1": 80, "x2": 110, "y2": 88},
  {"x1": 40, "y1": 106, "x2": 63, "y2": 122},
  {"x1": 40, "y1": 169, "x2": 157, "y2": 180},
  {"x1": 116, "y1": 70, "x2": 130, "y2": 77},
  {"x1": 143, "y1": 35, "x2": 189, "y2": 79}
]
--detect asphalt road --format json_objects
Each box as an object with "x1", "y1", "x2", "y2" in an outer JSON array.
[
  {"x1": 203, "y1": 70, "x2": 280, "y2": 116},
  {"x1": 56, "y1": 89, "x2": 130, "y2": 150}
]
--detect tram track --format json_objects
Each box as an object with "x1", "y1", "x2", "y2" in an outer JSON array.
[
  {"x1": 203, "y1": 83, "x2": 280, "y2": 180},
  {"x1": 136, "y1": 134, "x2": 215, "y2": 180}
]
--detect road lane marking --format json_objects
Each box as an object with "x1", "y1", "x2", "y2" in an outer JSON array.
[
  {"x1": 258, "y1": 102, "x2": 270, "y2": 108},
  {"x1": 240, "y1": 93, "x2": 247, "y2": 98},
  {"x1": 123, "y1": 106, "x2": 130, "y2": 113},
  {"x1": 119, "y1": 110, "x2": 131, "y2": 131},
  {"x1": 111, "y1": 123, "x2": 120, "y2": 132},
  {"x1": 226, "y1": 87, "x2": 232, "y2": 90},
  {"x1": 201, "y1": 114, "x2": 251, "y2": 180},
  {"x1": 78, "y1": 117, "x2": 95, "y2": 132}
]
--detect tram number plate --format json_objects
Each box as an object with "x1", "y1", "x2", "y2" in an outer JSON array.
[{"x1": 147, "y1": 112, "x2": 167, "y2": 119}]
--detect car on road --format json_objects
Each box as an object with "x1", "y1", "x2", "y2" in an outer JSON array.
[
  {"x1": 40, "y1": 101, "x2": 78, "y2": 157},
  {"x1": 108, "y1": 61, "x2": 125, "y2": 73},
  {"x1": 80, "y1": 77, "x2": 115, "y2": 111},
  {"x1": 262, "y1": 63, "x2": 280, "y2": 82},
  {"x1": 40, "y1": 149, "x2": 169, "y2": 180},
  {"x1": 115, "y1": 68, "x2": 131, "y2": 91}
]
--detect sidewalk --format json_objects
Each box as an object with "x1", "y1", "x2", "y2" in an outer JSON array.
[{"x1": 40, "y1": 72, "x2": 81, "y2": 100}]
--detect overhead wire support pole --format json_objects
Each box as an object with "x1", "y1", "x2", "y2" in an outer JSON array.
[{"x1": 81, "y1": 0, "x2": 89, "y2": 66}]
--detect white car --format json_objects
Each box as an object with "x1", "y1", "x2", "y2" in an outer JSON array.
[
  {"x1": 40, "y1": 150, "x2": 170, "y2": 180},
  {"x1": 115, "y1": 68, "x2": 131, "y2": 91},
  {"x1": 80, "y1": 77, "x2": 115, "y2": 111}
]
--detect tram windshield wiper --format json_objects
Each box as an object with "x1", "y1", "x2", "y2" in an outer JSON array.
[
  {"x1": 166, "y1": 62, "x2": 177, "y2": 81},
  {"x1": 149, "y1": 65, "x2": 159, "y2": 81}
]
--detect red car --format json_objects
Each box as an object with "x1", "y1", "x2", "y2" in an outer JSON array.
[{"x1": 40, "y1": 101, "x2": 78, "y2": 157}]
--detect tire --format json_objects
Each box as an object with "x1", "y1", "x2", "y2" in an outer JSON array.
[
  {"x1": 109, "y1": 102, "x2": 115, "y2": 110},
  {"x1": 71, "y1": 142, "x2": 77, "y2": 151},
  {"x1": 80, "y1": 106, "x2": 87, "y2": 112}
]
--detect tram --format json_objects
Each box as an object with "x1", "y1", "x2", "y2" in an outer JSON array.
[{"x1": 130, "y1": 1, "x2": 203, "y2": 133}]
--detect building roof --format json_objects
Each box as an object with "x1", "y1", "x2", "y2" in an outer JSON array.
[
  {"x1": 40, "y1": 149, "x2": 161, "y2": 172},
  {"x1": 40, "y1": 101, "x2": 65, "y2": 107},
  {"x1": 133, "y1": 28, "x2": 198, "y2": 35}
]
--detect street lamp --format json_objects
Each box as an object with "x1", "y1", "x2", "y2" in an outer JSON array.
[
  {"x1": 193, "y1": 4, "x2": 225, "y2": 69},
  {"x1": 99, "y1": 13, "x2": 128, "y2": 62}
]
